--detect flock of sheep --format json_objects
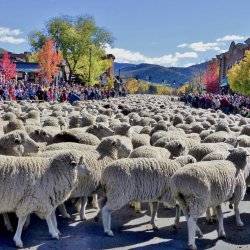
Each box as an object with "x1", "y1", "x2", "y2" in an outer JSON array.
[{"x1": 0, "y1": 94, "x2": 250, "y2": 250}]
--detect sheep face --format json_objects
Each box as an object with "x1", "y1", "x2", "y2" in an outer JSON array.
[
  {"x1": 20, "y1": 133, "x2": 40, "y2": 155},
  {"x1": 227, "y1": 148, "x2": 249, "y2": 170}
]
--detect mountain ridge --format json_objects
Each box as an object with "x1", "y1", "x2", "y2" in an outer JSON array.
[{"x1": 114, "y1": 62, "x2": 208, "y2": 87}]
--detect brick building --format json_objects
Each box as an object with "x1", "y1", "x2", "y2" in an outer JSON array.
[{"x1": 216, "y1": 38, "x2": 250, "y2": 86}]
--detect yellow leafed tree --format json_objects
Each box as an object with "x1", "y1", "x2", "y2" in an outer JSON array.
[{"x1": 227, "y1": 50, "x2": 250, "y2": 96}]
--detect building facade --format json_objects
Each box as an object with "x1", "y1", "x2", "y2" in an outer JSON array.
[{"x1": 216, "y1": 38, "x2": 250, "y2": 86}]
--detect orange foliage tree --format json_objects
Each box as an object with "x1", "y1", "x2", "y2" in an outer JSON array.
[
  {"x1": 203, "y1": 60, "x2": 220, "y2": 93},
  {"x1": 0, "y1": 51, "x2": 16, "y2": 81},
  {"x1": 37, "y1": 39, "x2": 62, "y2": 83}
]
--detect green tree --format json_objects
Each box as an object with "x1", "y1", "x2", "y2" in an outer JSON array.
[
  {"x1": 29, "y1": 15, "x2": 113, "y2": 84},
  {"x1": 228, "y1": 50, "x2": 250, "y2": 95}
]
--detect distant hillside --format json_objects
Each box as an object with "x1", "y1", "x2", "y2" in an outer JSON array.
[{"x1": 114, "y1": 62, "x2": 208, "y2": 87}]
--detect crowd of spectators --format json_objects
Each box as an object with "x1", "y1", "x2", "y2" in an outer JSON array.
[
  {"x1": 181, "y1": 93, "x2": 250, "y2": 117},
  {"x1": 0, "y1": 80, "x2": 127, "y2": 104}
]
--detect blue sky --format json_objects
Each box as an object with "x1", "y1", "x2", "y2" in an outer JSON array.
[{"x1": 0, "y1": 0, "x2": 249, "y2": 67}]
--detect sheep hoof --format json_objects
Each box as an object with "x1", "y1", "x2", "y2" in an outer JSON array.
[
  {"x1": 52, "y1": 233, "x2": 60, "y2": 240},
  {"x1": 80, "y1": 216, "x2": 87, "y2": 221},
  {"x1": 62, "y1": 213, "x2": 71, "y2": 219},
  {"x1": 237, "y1": 221, "x2": 244, "y2": 228},
  {"x1": 197, "y1": 232, "x2": 203, "y2": 239},
  {"x1": 152, "y1": 225, "x2": 159, "y2": 231},
  {"x1": 14, "y1": 237, "x2": 23, "y2": 248},
  {"x1": 105, "y1": 230, "x2": 114, "y2": 237},
  {"x1": 187, "y1": 244, "x2": 197, "y2": 250},
  {"x1": 218, "y1": 232, "x2": 226, "y2": 240}
]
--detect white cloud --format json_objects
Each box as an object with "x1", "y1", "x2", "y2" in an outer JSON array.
[
  {"x1": 105, "y1": 45, "x2": 198, "y2": 67},
  {"x1": 216, "y1": 35, "x2": 247, "y2": 42},
  {"x1": 0, "y1": 26, "x2": 25, "y2": 44},
  {"x1": 178, "y1": 41, "x2": 221, "y2": 52},
  {"x1": 177, "y1": 43, "x2": 188, "y2": 48}
]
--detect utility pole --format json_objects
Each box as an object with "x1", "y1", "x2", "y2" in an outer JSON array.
[{"x1": 88, "y1": 47, "x2": 92, "y2": 84}]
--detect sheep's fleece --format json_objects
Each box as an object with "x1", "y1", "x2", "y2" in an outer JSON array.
[{"x1": 0, "y1": 94, "x2": 250, "y2": 249}]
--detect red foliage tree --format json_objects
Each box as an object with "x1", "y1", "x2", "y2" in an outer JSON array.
[
  {"x1": 0, "y1": 51, "x2": 16, "y2": 81},
  {"x1": 203, "y1": 60, "x2": 220, "y2": 93},
  {"x1": 37, "y1": 39, "x2": 62, "y2": 84}
]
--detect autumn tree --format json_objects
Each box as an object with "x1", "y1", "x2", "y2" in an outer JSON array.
[
  {"x1": 37, "y1": 39, "x2": 62, "y2": 83},
  {"x1": 0, "y1": 51, "x2": 16, "y2": 81},
  {"x1": 125, "y1": 78, "x2": 139, "y2": 94},
  {"x1": 203, "y1": 60, "x2": 220, "y2": 93},
  {"x1": 29, "y1": 15, "x2": 113, "y2": 83},
  {"x1": 228, "y1": 50, "x2": 250, "y2": 96}
]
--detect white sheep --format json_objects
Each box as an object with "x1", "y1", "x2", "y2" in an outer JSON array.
[
  {"x1": 0, "y1": 152, "x2": 82, "y2": 248},
  {"x1": 171, "y1": 148, "x2": 249, "y2": 250}
]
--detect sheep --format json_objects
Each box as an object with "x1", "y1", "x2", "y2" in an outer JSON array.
[
  {"x1": 52, "y1": 129, "x2": 100, "y2": 146},
  {"x1": 0, "y1": 152, "x2": 82, "y2": 248},
  {"x1": 203, "y1": 131, "x2": 237, "y2": 143},
  {"x1": 171, "y1": 148, "x2": 248, "y2": 250},
  {"x1": 188, "y1": 142, "x2": 233, "y2": 161},
  {"x1": 0, "y1": 130, "x2": 39, "y2": 156},
  {"x1": 86, "y1": 124, "x2": 114, "y2": 139},
  {"x1": 4, "y1": 119, "x2": 25, "y2": 134},
  {"x1": 129, "y1": 145, "x2": 171, "y2": 161},
  {"x1": 131, "y1": 133, "x2": 150, "y2": 149},
  {"x1": 100, "y1": 158, "x2": 183, "y2": 236},
  {"x1": 44, "y1": 142, "x2": 95, "y2": 152},
  {"x1": 237, "y1": 135, "x2": 250, "y2": 147},
  {"x1": 240, "y1": 125, "x2": 250, "y2": 136},
  {"x1": 154, "y1": 139, "x2": 186, "y2": 158},
  {"x1": 43, "y1": 117, "x2": 59, "y2": 127}
]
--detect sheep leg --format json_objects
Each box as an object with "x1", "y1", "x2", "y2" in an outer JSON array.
[
  {"x1": 187, "y1": 215, "x2": 197, "y2": 250},
  {"x1": 234, "y1": 204, "x2": 244, "y2": 227},
  {"x1": 215, "y1": 205, "x2": 226, "y2": 239},
  {"x1": 133, "y1": 201, "x2": 141, "y2": 213},
  {"x1": 23, "y1": 214, "x2": 31, "y2": 230},
  {"x1": 206, "y1": 207, "x2": 215, "y2": 224},
  {"x1": 51, "y1": 211, "x2": 61, "y2": 235},
  {"x1": 80, "y1": 197, "x2": 88, "y2": 221},
  {"x1": 58, "y1": 204, "x2": 71, "y2": 219},
  {"x1": 149, "y1": 202, "x2": 158, "y2": 219},
  {"x1": 92, "y1": 194, "x2": 99, "y2": 210},
  {"x1": 184, "y1": 213, "x2": 202, "y2": 238},
  {"x1": 102, "y1": 205, "x2": 113, "y2": 237},
  {"x1": 3, "y1": 213, "x2": 13, "y2": 232},
  {"x1": 149, "y1": 202, "x2": 159, "y2": 230},
  {"x1": 13, "y1": 215, "x2": 27, "y2": 248},
  {"x1": 94, "y1": 197, "x2": 107, "y2": 222},
  {"x1": 46, "y1": 214, "x2": 59, "y2": 239},
  {"x1": 174, "y1": 204, "x2": 181, "y2": 229}
]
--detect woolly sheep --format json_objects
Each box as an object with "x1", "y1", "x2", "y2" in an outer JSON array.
[
  {"x1": 4, "y1": 119, "x2": 25, "y2": 134},
  {"x1": 100, "y1": 158, "x2": 182, "y2": 236},
  {"x1": 188, "y1": 142, "x2": 233, "y2": 161},
  {"x1": 171, "y1": 148, "x2": 249, "y2": 250},
  {"x1": 153, "y1": 139, "x2": 186, "y2": 158},
  {"x1": 52, "y1": 129, "x2": 100, "y2": 146},
  {"x1": 0, "y1": 130, "x2": 39, "y2": 156},
  {"x1": 129, "y1": 145, "x2": 171, "y2": 161},
  {"x1": 0, "y1": 152, "x2": 82, "y2": 247},
  {"x1": 86, "y1": 124, "x2": 114, "y2": 139}
]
